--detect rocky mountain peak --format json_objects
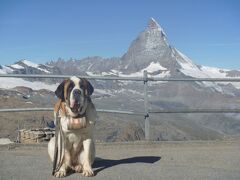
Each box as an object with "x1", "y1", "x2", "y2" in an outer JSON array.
[
  {"x1": 148, "y1": 17, "x2": 160, "y2": 28},
  {"x1": 148, "y1": 17, "x2": 167, "y2": 37},
  {"x1": 120, "y1": 18, "x2": 175, "y2": 73}
]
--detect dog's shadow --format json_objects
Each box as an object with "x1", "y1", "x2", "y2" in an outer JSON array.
[{"x1": 93, "y1": 156, "x2": 161, "y2": 175}]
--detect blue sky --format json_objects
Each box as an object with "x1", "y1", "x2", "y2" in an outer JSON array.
[{"x1": 0, "y1": 0, "x2": 240, "y2": 69}]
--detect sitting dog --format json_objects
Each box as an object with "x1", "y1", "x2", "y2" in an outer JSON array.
[{"x1": 48, "y1": 76, "x2": 96, "y2": 178}]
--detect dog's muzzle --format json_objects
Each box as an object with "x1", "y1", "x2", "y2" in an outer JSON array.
[{"x1": 70, "y1": 89, "x2": 84, "y2": 114}]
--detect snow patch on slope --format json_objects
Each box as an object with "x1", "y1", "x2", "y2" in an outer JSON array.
[
  {"x1": 121, "y1": 62, "x2": 170, "y2": 77},
  {"x1": 22, "y1": 60, "x2": 39, "y2": 68},
  {"x1": 200, "y1": 66, "x2": 228, "y2": 78},
  {"x1": 144, "y1": 62, "x2": 167, "y2": 72},
  {"x1": 10, "y1": 64, "x2": 24, "y2": 69},
  {"x1": 0, "y1": 65, "x2": 13, "y2": 74},
  {"x1": 175, "y1": 49, "x2": 240, "y2": 91},
  {"x1": 119, "y1": 70, "x2": 170, "y2": 78},
  {"x1": 201, "y1": 66, "x2": 240, "y2": 89},
  {"x1": 175, "y1": 49, "x2": 203, "y2": 78},
  {"x1": 87, "y1": 62, "x2": 170, "y2": 78},
  {"x1": 94, "y1": 88, "x2": 113, "y2": 96},
  {"x1": 175, "y1": 48, "x2": 231, "y2": 79},
  {"x1": 176, "y1": 49, "x2": 223, "y2": 92},
  {"x1": 22, "y1": 60, "x2": 50, "y2": 73},
  {"x1": 0, "y1": 78, "x2": 58, "y2": 91}
]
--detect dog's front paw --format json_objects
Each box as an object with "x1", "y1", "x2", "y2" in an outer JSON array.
[
  {"x1": 74, "y1": 164, "x2": 83, "y2": 173},
  {"x1": 54, "y1": 169, "x2": 66, "y2": 178},
  {"x1": 82, "y1": 168, "x2": 94, "y2": 177}
]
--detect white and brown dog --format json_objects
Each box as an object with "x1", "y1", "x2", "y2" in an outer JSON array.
[{"x1": 48, "y1": 76, "x2": 96, "y2": 178}]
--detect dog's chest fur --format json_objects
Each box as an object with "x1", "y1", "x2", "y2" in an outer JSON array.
[{"x1": 60, "y1": 117, "x2": 93, "y2": 143}]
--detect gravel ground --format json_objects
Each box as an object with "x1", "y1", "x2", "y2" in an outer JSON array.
[{"x1": 0, "y1": 141, "x2": 240, "y2": 180}]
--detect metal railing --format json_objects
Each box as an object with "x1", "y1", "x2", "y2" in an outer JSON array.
[{"x1": 1, "y1": 72, "x2": 240, "y2": 141}]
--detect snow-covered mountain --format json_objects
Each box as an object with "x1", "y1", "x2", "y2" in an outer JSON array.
[
  {"x1": 118, "y1": 18, "x2": 240, "y2": 79},
  {"x1": 0, "y1": 59, "x2": 63, "y2": 91},
  {"x1": 50, "y1": 18, "x2": 240, "y2": 80},
  {"x1": 0, "y1": 59, "x2": 61, "y2": 75}
]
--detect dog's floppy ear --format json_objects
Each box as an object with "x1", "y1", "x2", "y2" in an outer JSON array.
[
  {"x1": 87, "y1": 80, "x2": 94, "y2": 96},
  {"x1": 55, "y1": 80, "x2": 68, "y2": 100},
  {"x1": 82, "y1": 78, "x2": 94, "y2": 96}
]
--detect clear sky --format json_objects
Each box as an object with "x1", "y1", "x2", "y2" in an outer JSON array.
[{"x1": 0, "y1": 0, "x2": 240, "y2": 69}]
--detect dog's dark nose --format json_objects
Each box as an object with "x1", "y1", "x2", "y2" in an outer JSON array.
[{"x1": 73, "y1": 89, "x2": 81, "y2": 98}]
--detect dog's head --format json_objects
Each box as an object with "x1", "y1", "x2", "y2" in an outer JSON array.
[{"x1": 55, "y1": 76, "x2": 94, "y2": 117}]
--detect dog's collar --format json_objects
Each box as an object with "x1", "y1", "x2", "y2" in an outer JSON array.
[{"x1": 71, "y1": 112, "x2": 86, "y2": 119}]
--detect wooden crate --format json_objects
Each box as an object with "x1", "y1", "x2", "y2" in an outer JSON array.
[{"x1": 19, "y1": 128, "x2": 55, "y2": 144}]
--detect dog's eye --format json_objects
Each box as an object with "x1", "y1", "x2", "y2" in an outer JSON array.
[{"x1": 80, "y1": 84, "x2": 84, "y2": 89}]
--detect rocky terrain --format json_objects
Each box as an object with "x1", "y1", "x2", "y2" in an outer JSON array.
[{"x1": 1, "y1": 18, "x2": 240, "y2": 142}]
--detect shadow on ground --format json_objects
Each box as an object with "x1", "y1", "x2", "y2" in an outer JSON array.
[{"x1": 93, "y1": 156, "x2": 161, "y2": 175}]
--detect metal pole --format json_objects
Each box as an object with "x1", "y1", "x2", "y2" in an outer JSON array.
[
  {"x1": 143, "y1": 70, "x2": 150, "y2": 140},
  {"x1": 17, "y1": 119, "x2": 20, "y2": 143}
]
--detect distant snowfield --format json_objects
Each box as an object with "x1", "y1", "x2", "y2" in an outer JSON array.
[
  {"x1": 0, "y1": 77, "x2": 58, "y2": 91},
  {"x1": 120, "y1": 62, "x2": 170, "y2": 78},
  {"x1": 175, "y1": 49, "x2": 240, "y2": 90},
  {"x1": 119, "y1": 70, "x2": 170, "y2": 78},
  {"x1": 0, "y1": 77, "x2": 114, "y2": 96},
  {"x1": 144, "y1": 62, "x2": 167, "y2": 72},
  {"x1": 10, "y1": 64, "x2": 24, "y2": 69},
  {"x1": 94, "y1": 88, "x2": 114, "y2": 95},
  {"x1": 87, "y1": 62, "x2": 170, "y2": 78},
  {"x1": 175, "y1": 49, "x2": 228, "y2": 79}
]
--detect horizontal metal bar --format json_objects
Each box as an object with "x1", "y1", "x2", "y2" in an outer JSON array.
[
  {"x1": 84, "y1": 76, "x2": 143, "y2": 81},
  {"x1": 0, "y1": 74, "x2": 143, "y2": 81},
  {"x1": 0, "y1": 108, "x2": 53, "y2": 112},
  {"x1": 1, "y1": 74, "x2": 240, "y2": 82},
  {"x1": 1, "y1": 108, "x2": 240, "y2": 114},
  {"x1": 0, "y1": 108, "x2": 144, "y2": 116},
  {"x1": 149, "y1": 109, "x2": 240, "y2": 113},
  {"x1": 0, "y1": 74, "x2": 70, "y2": 79},
  {"x1": 96, "y1": 109, "x2": 145, "y2": 116},
  {"x1": 150, "y1": 77, "x2": 240, "y2": 82}
]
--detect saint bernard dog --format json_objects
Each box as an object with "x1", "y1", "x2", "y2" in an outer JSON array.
[{"x1": 48, "y1": 76, "x2": 97, "y2": 178}]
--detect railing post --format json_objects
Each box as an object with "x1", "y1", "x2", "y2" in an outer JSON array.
[
  {"x1": 17, "y1": 119, "x2": 20, "y2": 143},
  {"x1": 143, "y1": 70, "x2": 150, "y2": 140}
]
